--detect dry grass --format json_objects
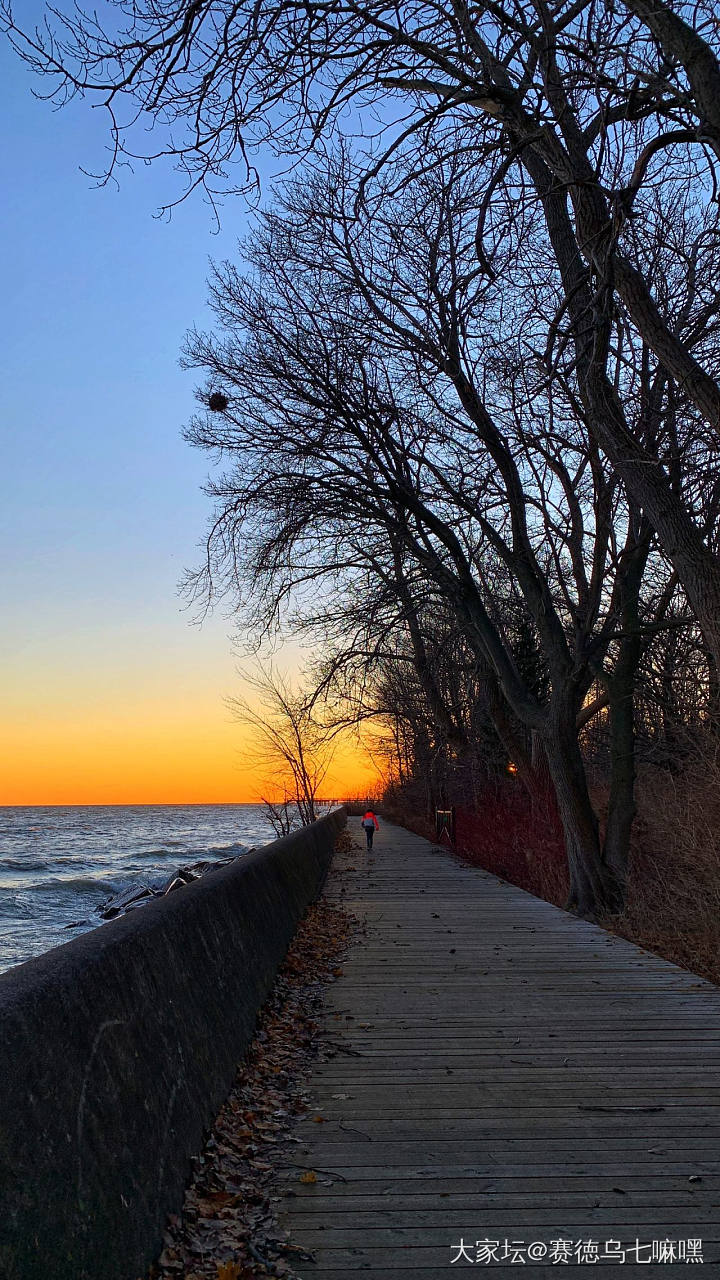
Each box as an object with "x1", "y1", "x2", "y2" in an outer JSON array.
[{"x1": 603, "y1": 739, "x2": 720, "y2": 986}]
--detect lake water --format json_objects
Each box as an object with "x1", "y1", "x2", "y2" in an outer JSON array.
[{"x1": 0, "y1": 804, "x2": 277, "y2": 973}]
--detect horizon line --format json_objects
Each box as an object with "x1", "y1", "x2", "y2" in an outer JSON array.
[{"x1": 0, "y1": 797, "x2": 354, "y2": 809}]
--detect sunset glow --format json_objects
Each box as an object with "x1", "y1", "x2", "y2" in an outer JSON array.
[{"x1": 0, "y1": 688, "x2": 377, "y2": 807}]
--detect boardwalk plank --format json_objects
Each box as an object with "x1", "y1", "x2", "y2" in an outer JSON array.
[{"x1": 275, "y1": 822, "x2": 720, "y2": 1276}]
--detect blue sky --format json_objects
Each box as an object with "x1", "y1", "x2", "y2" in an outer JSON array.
[
  {"x1": 0, "y1": 21, "x2": 377, "y2": 803},
  {"x1": 0, "y1": 33, "x2": 268, "y2": 800}
]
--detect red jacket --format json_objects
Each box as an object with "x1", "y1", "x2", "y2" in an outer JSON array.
[{"x1": 362, "y1": 811, "x2": 379, "y2": 829}]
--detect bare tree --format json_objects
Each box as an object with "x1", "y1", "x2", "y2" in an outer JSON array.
[
  {"x1": 180, "y1": 147, "x2": 683, "y2": 915},
  {"x1": 307, "y1": 553, "x2": 512, "y2": 817},
  {"x1": 7, "y1": 0, "x2": 720, "y2": 661},
  {"x1": 229, "y1": 665, "x2": 334, "y2": 829}
]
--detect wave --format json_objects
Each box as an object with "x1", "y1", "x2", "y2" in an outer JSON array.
[
  {"x1": 131, "y1": 847, "x2": 190, "y2": 861},
  {"x1": 28, "y1": 847, "x2": 250, "y2": 897},
  {"x1": 203, "y1": 841, "x2": 250, "y2": 858},
  {"x1": 29, "y1": 876, "x2": 120, "y2": 896},
  {"x1": 0, "y1": 859, "x2": 50, "y2": 871},
  {"x1": 0, "y1": 897, "x2": 36, "y2": 919},
  {"x1": 0, "y1": 812, "x2": 267, "y2": 971},
  {"x1": 133, "y1": 840, "x2": 250, "y2": 862}
]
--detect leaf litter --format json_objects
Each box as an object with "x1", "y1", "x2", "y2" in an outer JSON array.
[{"x1": 146, "y1": 830, "x2": 363, "y2": 1280}]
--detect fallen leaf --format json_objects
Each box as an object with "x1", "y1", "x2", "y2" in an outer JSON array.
[
  {"x1": 299, "y1": 1171, "x2": 317, "y2": 1184},
  {"x1": 216, "y1": 1263, "x2": 242, "y2": 1280}
]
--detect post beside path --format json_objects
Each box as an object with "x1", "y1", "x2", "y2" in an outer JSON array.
[{"x1": 276, "y1": 819, "x2": 720, "y2": 1276}]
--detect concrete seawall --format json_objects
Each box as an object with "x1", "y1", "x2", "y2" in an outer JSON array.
[{"x1": 0, "y1": 807, "x2": 346, "y2": 1280}]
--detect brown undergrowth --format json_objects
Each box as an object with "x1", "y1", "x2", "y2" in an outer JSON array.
[
  {"x1": 147, "y1": 830, "x2": 361, "y2": 1280},
  {"x1": 603, "y1": 756, "x2": 720, "y2": 987}
]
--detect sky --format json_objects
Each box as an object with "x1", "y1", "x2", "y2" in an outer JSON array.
[{"x1": 0, "y1": 33, "x2": 376, "y2": 804}]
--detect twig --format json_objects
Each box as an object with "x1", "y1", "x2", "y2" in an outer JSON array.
[
  {"x1": 339, "y1": 1119, "x2": 372, "y2": 1141},
  {"x1": 321, "y1": 1040, "x2": 363, "y2": 1057},
  {"x1": 248, "y1": 1241, "x2": 280, "y2": 1273}
]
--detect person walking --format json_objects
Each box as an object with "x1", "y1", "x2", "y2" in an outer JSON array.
[{"x1": 361, "y1": 809, "x2": 379, "y2": 850}]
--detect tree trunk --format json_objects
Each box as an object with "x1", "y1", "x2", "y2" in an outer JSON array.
[
  {"x1": 542, "y1": 708, "x2": 619, "y2": 918},
  {"x1": 602, "y1": 535, "x2": 649, "y2": 902},
  {"x1": 603, "y1": 654, "x2": 637, "y2": 903},
  {"x1": 530, "y1": 731, "x2": 554, "y2": 805},
  {"x1": 707, "y1": 651, "x2": 720, "y2": 736},
  {"x1": 623, "y1": 0, "x2": 720, "y2": 155}
]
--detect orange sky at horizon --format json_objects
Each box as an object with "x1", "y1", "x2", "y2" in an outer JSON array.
[
  {"x1": 0, "y1": 614, "x2": 380, "y2": 806},
  {"x1": 0, "y1": 709, "x2": 379, "y2": 807}
]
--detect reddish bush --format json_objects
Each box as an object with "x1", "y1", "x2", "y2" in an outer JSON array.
[
  {"x1": 383, "y1": 780, "x2": 568, "y2": 906},
  {"x1": 454, "y1": 784, "x2": 568, "y2": 907}
]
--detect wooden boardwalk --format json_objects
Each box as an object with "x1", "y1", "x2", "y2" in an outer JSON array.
[{"x1": 276, "y1": 821, "x2": 720, "y2": 1276}]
